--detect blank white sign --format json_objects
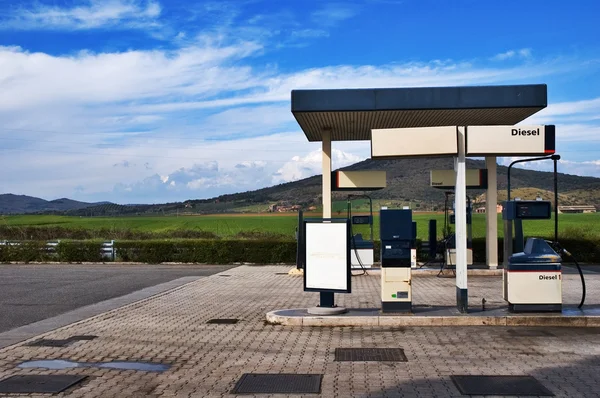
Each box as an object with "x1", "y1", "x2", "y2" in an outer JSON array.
[
  {"x1": 371, "y1": 126, "x2": 458, "y2": 158},
  {"x1": 305, "y1": 222, "x2": 349, "y2": 291}
]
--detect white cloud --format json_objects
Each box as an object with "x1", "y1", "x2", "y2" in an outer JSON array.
[
  {"x1": 498, "y1": 157, "x2": 600, "y2": 178},
  {"x1": 272, "y1": 148, "x2": 363, "y2": 184},
  {"x1": 311, "y1": 4, "x2": 358, "y2": 26},
  {"x1": 0, "y1": 25, "x2": 598, "y2": 203},
  {"x1": 1, "y1": 0, "x2": 162, "y2": 31},
  {"x1": 492, "y1": 48, "x2": 532, "y2": 61},
  {"x1": 0, "y1": 42, "x2": 263, "y2": 111},
  {"x1": 528, "y1": 97, "x2": 600, "y2": 119},
  {"x1": 521, "y1": 96, "x2": 600, "y2": 142}
]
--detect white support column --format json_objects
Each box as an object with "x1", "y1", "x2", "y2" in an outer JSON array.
[
  {"x1": 322, "y1": 129, "x2": 332, "y2": 219},
  {"x1": 454, "y1": 126, "x2": 468, "y2": 312},
  {"x1": 485, "y1": 157, "x2": 498, "y2": 269}
]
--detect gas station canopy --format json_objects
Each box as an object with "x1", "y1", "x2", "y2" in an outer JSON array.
[{"x1": 291, "y1": 84, "x2": 548, "y2": 141}]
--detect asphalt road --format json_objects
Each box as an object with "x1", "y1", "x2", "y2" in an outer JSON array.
[{"x1": 0, "y1": 264, "x2": 234, "y2": 333}]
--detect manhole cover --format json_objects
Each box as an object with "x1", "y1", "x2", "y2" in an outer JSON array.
[
  {"x1": 26, "y1": 339, "x2": 71, "y2": 347},
  {"x1": 232, "y1": 373, "x2": 322, "y2": 394},
  {"x1": 275, "y1": 273, "x2": 289, "y2": 275},
  {"x1": 335, "y1": 348, "x2": 407, "y2": 362},
  {"x1": 26, "y1": 335, "x2": 98, "y2": 347},
  {"x1": 507, "y1": 329, "x2": 555, "y2": 337},
  {"x1": 450, "y1": 375, "x2": 554, "y2": 396},
  {"x1": 69, "y1": 335, "x2": 98, "y2": 341},
  {"x1": 0, "y1": 375, "x2": 87, "y2": 394},
  {"x1": 207, "y1": 318, "x2": 239, "y2": 324}
]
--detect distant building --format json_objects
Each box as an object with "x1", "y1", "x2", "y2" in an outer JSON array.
[
  {"x1": 558, "y1": 205, "x2": 596, "y2": 214},
  {"x1": 474, "y1": 204, "x2": 503, "y2": 214}
]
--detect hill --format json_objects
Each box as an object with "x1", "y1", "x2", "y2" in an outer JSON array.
[
  {"x1": 4, "y1": 157, "x2": 600, "y2": 215},
  {"x1": 183, "y1": 157, "x2": 600, "y2": 210},
  {"x1": 0, "y1": 194, "x2": 109, "y2": 214}
]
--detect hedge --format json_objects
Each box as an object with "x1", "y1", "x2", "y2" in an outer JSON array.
[
  {"x1": 55, "y1": 241, "x2": 106, "y2": 263},
  {"x1": 0, "y1": 241, "x2": 52, "y2": 263},
  {"x1": 0, "y1": 237, "x2": 598, "y2": 264},
  {"x1": 114, "y1": 240, "x2": 297, "y2": 264}
]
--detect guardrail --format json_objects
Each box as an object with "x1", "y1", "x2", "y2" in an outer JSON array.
[{"x1": 0, "y1": 240, "x2": 116, "y2": 261}]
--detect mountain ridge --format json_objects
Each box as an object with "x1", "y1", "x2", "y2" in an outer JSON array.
[
  {"x1": 0, "y1": 194, "x2": 110, "y2": 214},
  {"x1": 2, "y1": 158, "x2": 600, "y2": 215}
]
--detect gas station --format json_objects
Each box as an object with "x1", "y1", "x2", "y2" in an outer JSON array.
[{"x1": 274, "y1": 84, "x2": 589, "y2": 320}]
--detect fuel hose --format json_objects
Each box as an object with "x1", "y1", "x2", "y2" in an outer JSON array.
[{"x1": 548, "y1": 240, "x2": 586, "y2": 309}]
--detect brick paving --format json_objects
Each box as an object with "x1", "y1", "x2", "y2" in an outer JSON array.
[{"x1": 0, "y1": 265, "x2": 598, "y2": 397}]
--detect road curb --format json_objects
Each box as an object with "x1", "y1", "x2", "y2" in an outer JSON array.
[{"x1": 266, "y1": 309, "x2": 600, "y2": 327}]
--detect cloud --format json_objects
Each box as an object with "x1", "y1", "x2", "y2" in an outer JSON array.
[
  {"x1": 113, "y1": 160, "x2": 133, "y2": 167},
  {"x1": 492, "y1": 48, "x2": 532, "y2": 61},
  {"x1": 498, "y1": 157, "x2": 600, "y2": 178},
  {"x1": 1, "y1": 0, "x2": 162, "y2": 31},
  {"x1": 272, "y1": 149, "x2": 364, "y2": 184},
  {"x1": 290, "y1": 29, "x2": 329, "y2": 39},
  {"x1": 110, "y1": 146, "x2": 365, "y2": 203},
  {"x1": 0, "y1": 27, "x2": 598, "y2": 203},
  {"x1": 521, "y1": 96, "x2": 600, "y2": 142},
  {"x1": 311, "y1": 4, "x2": 358, "y2": 27},
  {"x1": 0, "y1": 42, "x2": 263, "y2": 111}
]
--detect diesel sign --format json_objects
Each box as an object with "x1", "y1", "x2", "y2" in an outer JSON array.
[
  {"x1": 466, "y1": 125, "x2": 555, "y2": 156},
  {"x1": 512, "y1": 128, "x2": 540, "y2": 136}
]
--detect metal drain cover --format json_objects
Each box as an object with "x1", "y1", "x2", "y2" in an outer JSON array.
[
  {"x1": 451, "y1": 375, "x2": 554, "y2": 396},
  {"x1": 26, "y1": 339, "x2": 71, "y2": 347},
  {"x1": 207, "y1": 318, "x2": 239, "y2": 324},
  {"x1": 232, "y1": 373, "x2": 322, "y2": 394},
  {"x1": 0, "y1": 375, "x2": 87, "y2": 394},
  {"x1": 69, "y1": 335, "x2": 98, "y2": 341},
  {"x1": 335, "y1": 348, "x2": 407, "y2": 362},
  {"x1": 26, "y1": 335, "x2": 97, "y2": 347}
]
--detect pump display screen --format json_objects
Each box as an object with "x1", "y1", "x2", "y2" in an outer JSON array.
[
  {"x1": 352, "y1": 215, "x2": 371, "y2": 225},
  {"x1": 504, "y1": 200, "x2": 552, "y2": 220},
  {"x1": 515, "y1": 201, "x2": 552, "y2": 219}
]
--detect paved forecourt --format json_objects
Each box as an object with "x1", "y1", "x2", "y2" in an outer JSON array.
[
  {"x1": 0, "y1": 265, "x2": 599, "y2": 397},
  {"x1": 0, "y1": 264, "x2": 234, "y2": 333}
]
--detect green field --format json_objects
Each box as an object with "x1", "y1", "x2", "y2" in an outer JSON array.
[{"x1": 2, "y1": 212, "x2": 599, "y2": 240}]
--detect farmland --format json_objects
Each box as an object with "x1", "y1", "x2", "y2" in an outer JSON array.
[{"x1": 2, "y1": 212, "x2": 598, "y2": 241}]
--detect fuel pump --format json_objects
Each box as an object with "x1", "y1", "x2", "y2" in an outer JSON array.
[
  {"x1": 503, "y1": 200, "x2": 562, "y2": 312},
  {"x1": 503, "y1": 154, "x2": 586, "y2": 312},
  {"x1": 380, "y1": 208, "x2": 415, "y2": 313}
]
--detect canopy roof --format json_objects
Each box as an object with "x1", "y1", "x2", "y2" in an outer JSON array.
[{"x1": 291, "y1": 84, "x2": 547, "y2": 142}]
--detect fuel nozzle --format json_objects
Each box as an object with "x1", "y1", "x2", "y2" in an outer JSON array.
[{"x1": 545, "y1": 240, "x2": 572, "y2": 257}]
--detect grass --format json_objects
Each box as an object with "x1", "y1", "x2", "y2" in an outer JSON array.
[{"x1": 2, "y1": 212, "x2": 599, "y2": 241}]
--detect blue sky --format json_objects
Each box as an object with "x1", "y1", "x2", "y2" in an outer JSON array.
[{"x1": 0, "y1": 0, "x2": 599, "y2": 204}]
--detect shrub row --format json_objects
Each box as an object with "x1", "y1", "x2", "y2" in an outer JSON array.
[
  {"x1": 0, "y1": 225, "x2": 221, "y2": 241},
  {"x1": 115, "y1": 240, "x2": 296, "y2": 264},
  {"x1": 0, "y1": 239, "x2": 298, "y2": 264},
  {"x1": 1, "y1": 237, "x2": 598, "y2": 264}
]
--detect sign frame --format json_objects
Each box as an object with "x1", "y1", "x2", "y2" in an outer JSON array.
[
  {"x1": 465, "y1": 125, "x2": 555, "y2": 156},
  {"x1": 371, "y1": 126, "x2": 459, "y2": 159},
  {"x1": 430, "y1": 169, "x2": 488, "y2": 190},
  {"x1": 331, "y1": 170, "x2": 386, "y2": 191},
  {"x1": 303, "y1": 218, "x2": 351, "y2": 294}
]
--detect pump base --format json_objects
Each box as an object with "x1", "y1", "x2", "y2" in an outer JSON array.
[
  {"x1": 509, "y1": 303, "x2": 562, "y2": 313},
  {"x1": 307, "y1": 306, "x2": 348, "y2": 315},
  {"x1": 381, "y1": 301, "x2": 412, "y2": 313}
]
